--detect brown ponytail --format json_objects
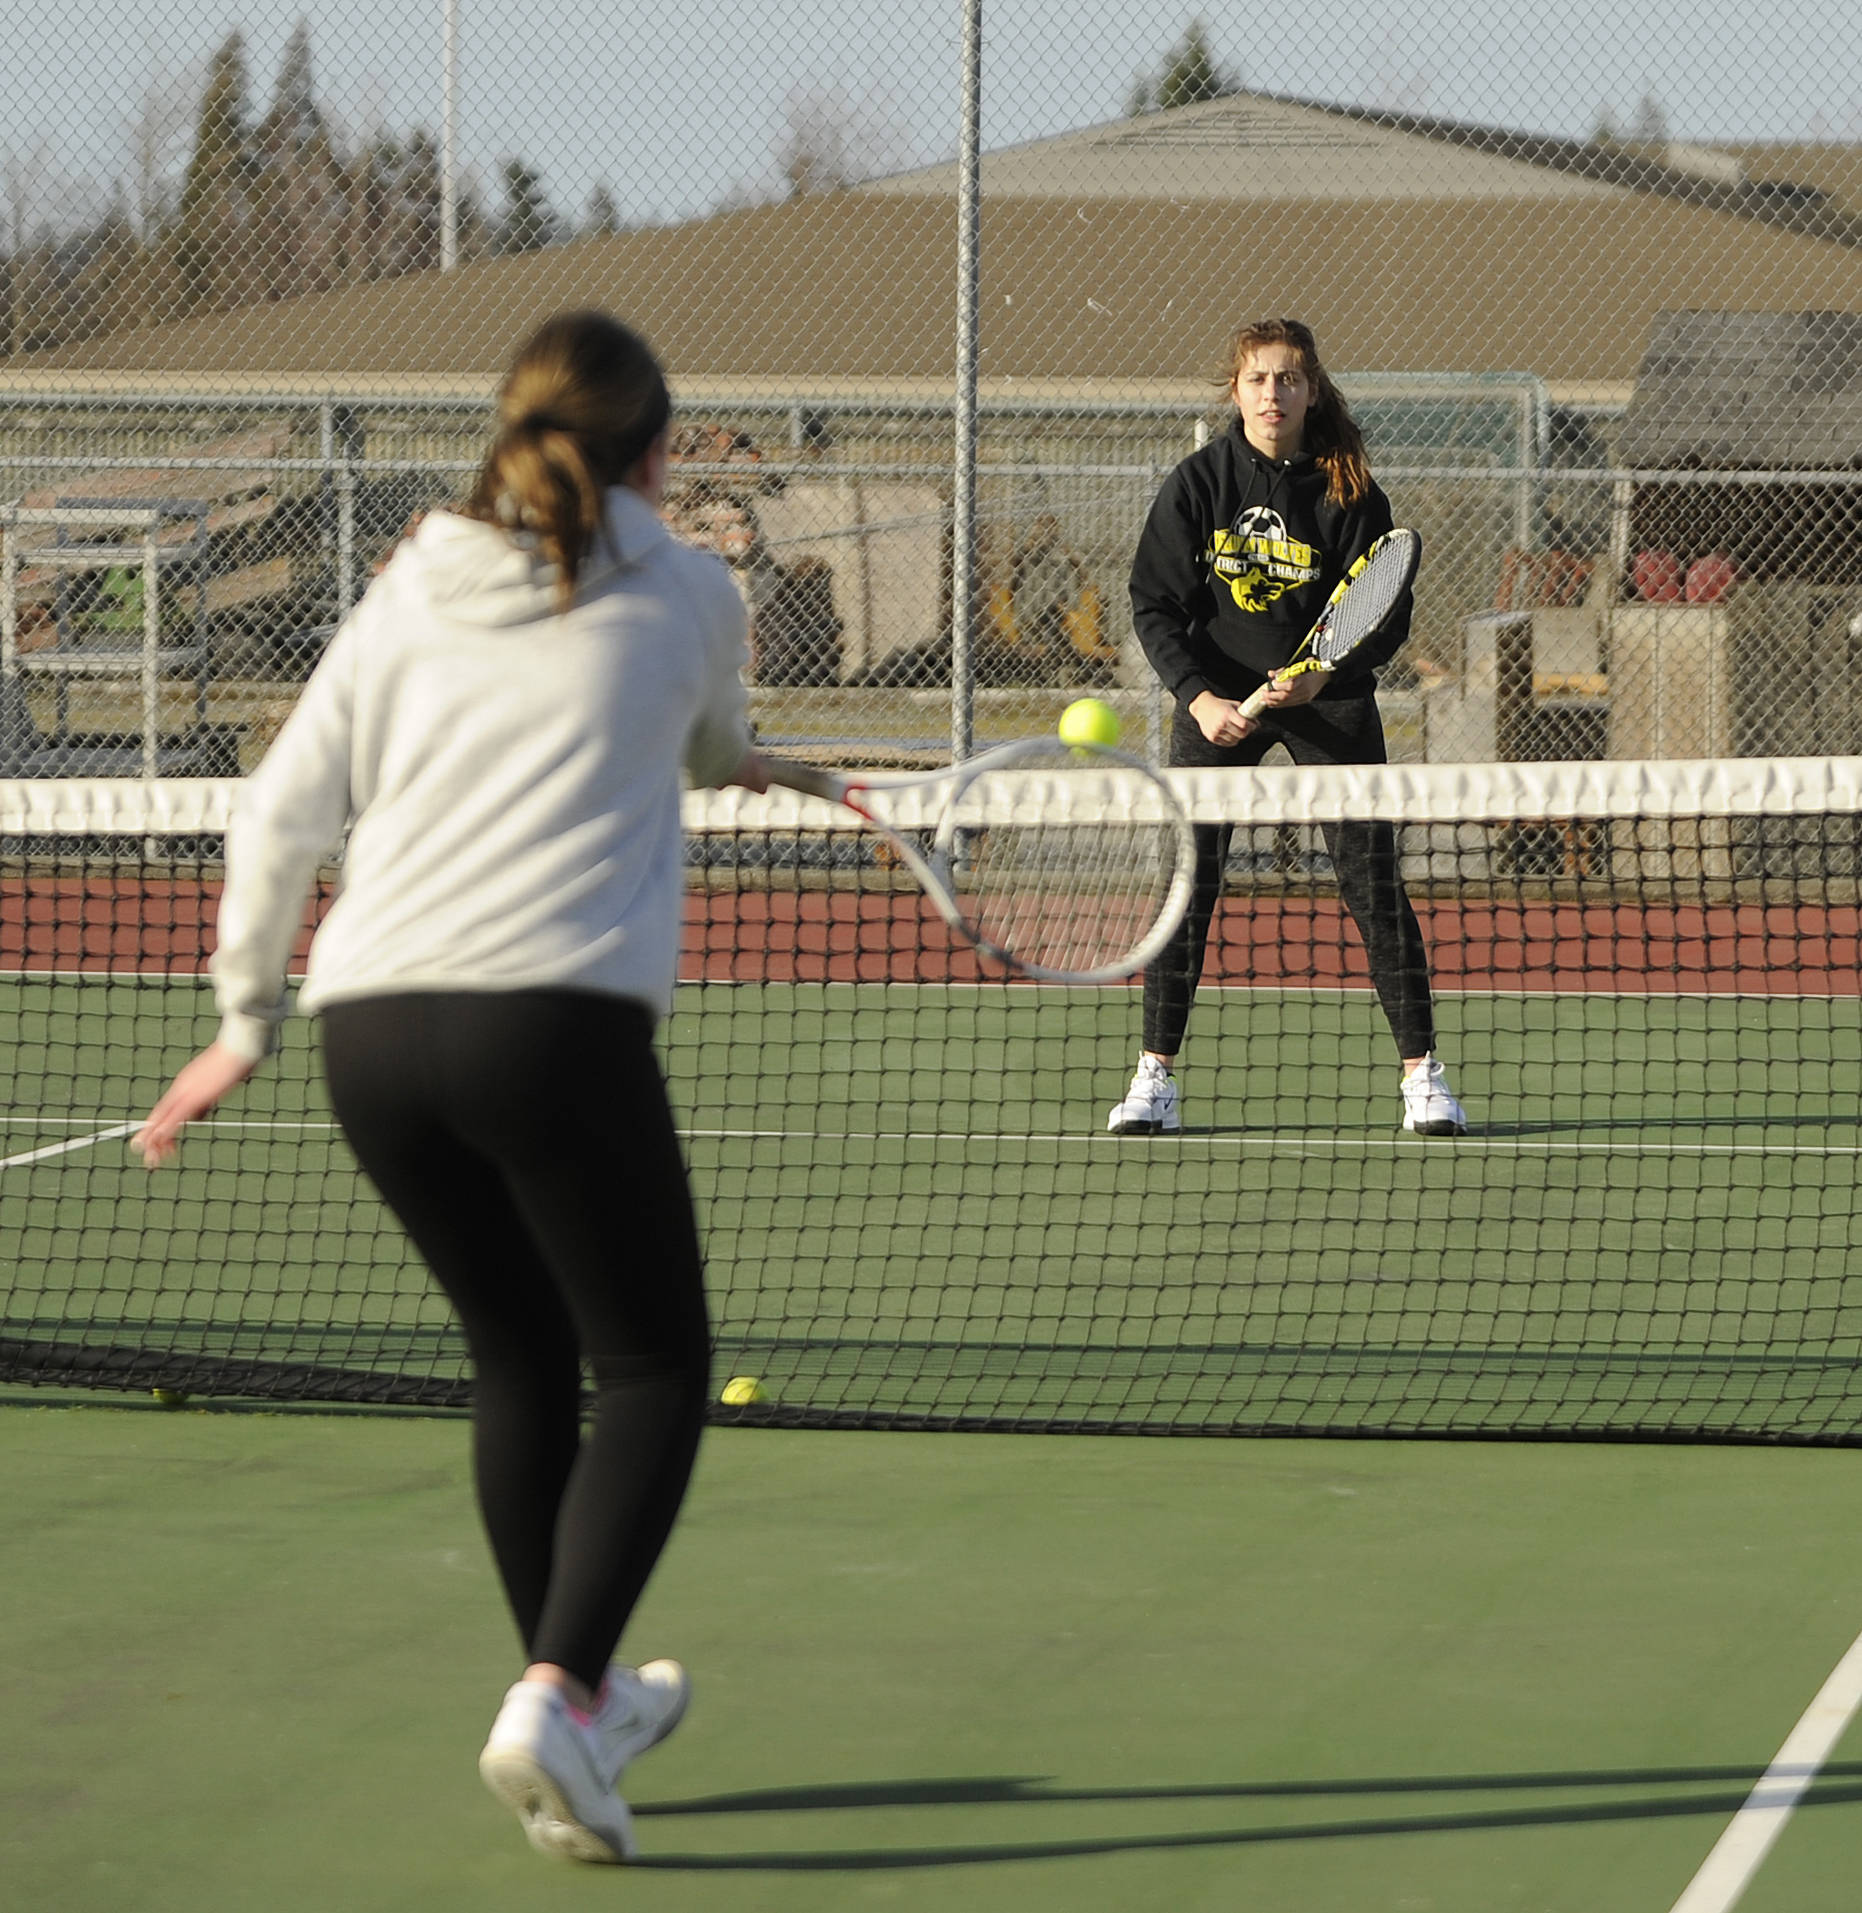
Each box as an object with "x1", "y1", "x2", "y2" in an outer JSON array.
[
  {"x1": 1219, "y1": 318, "x2": 1370, "y2": 509},
  {"x1": 466, "y1": 311, "x2": 672, "y2": 612}
]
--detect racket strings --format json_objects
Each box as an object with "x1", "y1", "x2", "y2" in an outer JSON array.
[
  {"x1": 944, "y1": 806, "x2": 1188, "y2": 975},
  {"x1": 1311, "y1": 535, "x2": 1417, "y2": 663}
]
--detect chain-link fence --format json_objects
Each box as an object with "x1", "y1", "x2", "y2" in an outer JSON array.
[{"x1": 5, "y1": 4, "x2": 1862, "y2": 772}]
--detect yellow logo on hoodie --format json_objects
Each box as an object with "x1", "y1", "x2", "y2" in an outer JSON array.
[{"x1": 1206, "y1": 507, "x2": 1321, "y2": 613}]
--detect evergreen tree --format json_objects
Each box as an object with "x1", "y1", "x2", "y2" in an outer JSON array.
[
  {"x1": 583, "y1": 184, "x2": 621, "y2": 235},
  {"x1": 345, "y1": 132, "x2": 404, "y2": 281},
  {"x1": 398, "y1": 129, "x2": 443, "y2": 272},
  {"x1": 171, "y1": 31, "x2": 254, "y2": 310},
  {"x1": 1629, "y1": 93, "x2": 1670, "y2": 145},
  {"x1": 452, "y1": 172, "x2": 491, "y2": 264},
  {"x1": 257, "y1": 21, "x2": 324, "y2": 155},
  {"x1": 1129, "y1": 21, "x2": 1240, "y2": 116},
  {"x1": 494, "y1": 160, "x2": 559, "y2": 253},
  {"x1": 779, "y1": 86, "x2": 853, "y2": 196},
  {"x1": 254, "y1": 23, "x2": 349, "y2": 299}
]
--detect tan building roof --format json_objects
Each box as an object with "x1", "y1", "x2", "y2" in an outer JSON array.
[
  {"x1": 8, "y1": 190, "x2": 1862, "y2": 406},
  {"x1": 6, "y1": 91, "x2": 1861, "y2": 413},
  {"x1": 862, "y1": 93, "x2": 1626, "y2": 202},
  {"x1": 1728, "y1": 143, "x2": 1862, "y2": 220}
]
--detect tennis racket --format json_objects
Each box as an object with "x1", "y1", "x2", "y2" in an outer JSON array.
[
  {"x1": 1238, "y1": 527, "x2": 1422, "y2": 719},
  {"x1": 764, "y1": 737, "x2": 1195, "y2": 984}
]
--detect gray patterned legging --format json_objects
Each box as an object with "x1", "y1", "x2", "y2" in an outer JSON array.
[{"x1": 1142, "y1": 696, "x2": 1438, "y2": 1061}]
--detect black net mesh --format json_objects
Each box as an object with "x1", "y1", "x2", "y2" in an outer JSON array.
[{"x1": 6, "y1": 763, "x2": 1862, "y2": 1441}]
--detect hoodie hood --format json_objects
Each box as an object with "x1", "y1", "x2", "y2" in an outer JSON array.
[
  {"x1": 1228, "y1": 428, "x2": 1318, "y2": 532},
  {"x1": 403, "y1": 485, "x2": 672, "y2": 628}
]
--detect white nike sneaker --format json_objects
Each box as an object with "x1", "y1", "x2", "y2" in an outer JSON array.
[
  {"x1": 586, "y1": 1658, "x2": 690, "y2": 1790},
  {"x1": 1107, "y1": 1055, "x2": 1181, "y2": 1135},
  {"x1": 1401, "y1": 1054, "x2": 1467, "y2": 1137},
  {"x1": 477, "y1": 1679, "x2": 637, "y2": 1864}
]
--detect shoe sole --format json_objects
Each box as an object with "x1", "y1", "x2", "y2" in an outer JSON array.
[
  {"x1": 1108, "y1": 1120, "x2": 1181, "y2": 1135},
  {"x1": 1404, "y1": 1119, "x2": 1467, "y2": 1137},
  {"x1": 478, "y1": 1746, "x2": 634, "y2": 1864}
]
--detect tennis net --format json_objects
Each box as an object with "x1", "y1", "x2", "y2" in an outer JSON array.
[{"x1": 4, "y1": 759, "x2": 1861, "y2": 1441}]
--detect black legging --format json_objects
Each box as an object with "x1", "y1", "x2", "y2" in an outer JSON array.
[
  {"x1": 1143, "y1": 696, "x2": 1437, "y2": 1060},
  {"x1": 321, "y1": 991, "x2": 710, "y2": 1694}
]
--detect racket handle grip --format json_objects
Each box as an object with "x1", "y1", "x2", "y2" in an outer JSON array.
[
  {"x1": 1237, "y1": 661, "x2": 1329, "y2": 722},
  {"x1": 763, "y1": 757, "x2": 849, "y2": 802}
]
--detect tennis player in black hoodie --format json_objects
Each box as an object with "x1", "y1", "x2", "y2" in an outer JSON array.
[{"x1": 1109, "y1": 317, "x2": 1466, "y2": 1138}]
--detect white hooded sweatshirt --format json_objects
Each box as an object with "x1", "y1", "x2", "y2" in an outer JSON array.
[{"x1": 211, "y1": 486, "x2": 751, "y2": 1061}]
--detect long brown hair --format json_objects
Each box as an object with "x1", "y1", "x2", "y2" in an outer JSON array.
[
  {"x1": 1220, "y1": 318, "x2": 1370, "y2": 508},
  {"x1": 466, "y1": 311, "x2": 672, "y2": 611}
]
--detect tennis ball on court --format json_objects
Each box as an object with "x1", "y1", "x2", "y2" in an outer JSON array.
[
  {"x1": 720, "y1": 1376, "x2": 766, "y2": 1406},
  {"x1": 1057, "y1": 697, "x2": 1121, "y2": 751},
  {"x1": 150, "y1": 1388, "x2": 188, "y2": 1409}
]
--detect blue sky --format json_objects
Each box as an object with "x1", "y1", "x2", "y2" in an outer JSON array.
[{"x1": 5, "y1": 0, "x2": 1861, "y2": 233}]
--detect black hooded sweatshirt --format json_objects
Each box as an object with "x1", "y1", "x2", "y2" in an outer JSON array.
[{"x1": 1127, "y1": 421, "x2": 1411, "y2": 710}]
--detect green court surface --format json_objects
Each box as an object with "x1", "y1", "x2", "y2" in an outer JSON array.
[
  {"x1": 7, "y1": 977, "x2": 1862, "y2": 1439},
  {"x1": 6, "y1": 1401, "x2": 1862, "y2": 1913}
]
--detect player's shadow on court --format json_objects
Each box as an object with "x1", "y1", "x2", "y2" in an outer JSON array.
[{"x1": 631, "y1": 1762, "x2": 1862, "y2": 1870}]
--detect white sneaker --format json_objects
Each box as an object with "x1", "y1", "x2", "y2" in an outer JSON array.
[
  {"x1": 1107, "y1": 1056, "x2": 1181, "y2": 1135},
  {"x1": 1401, "y1": 1055, "x2": 1467, "y2": 1136},
  {"x1": 586, "y1": 1658, "x2": 689, "y2": 1789},
  {"x1": 477, "y1": 1679, "x2": 637, "y2": 1864}
]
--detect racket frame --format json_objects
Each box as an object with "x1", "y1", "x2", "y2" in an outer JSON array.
[
  {"x1": 1237, "y1": 527, "x2": 1422, "y2": 720},
  {"x1": 764, "y1": 738, "x2": 1195, "y2": 983}
]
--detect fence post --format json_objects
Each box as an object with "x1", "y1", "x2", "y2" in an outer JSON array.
[
  {"x1": 949, "y1": 0, "x2": 983, "y2": 763},
  {"x1": 333, "y1": 403, "x2": 363, "y2": 621},
  {"x1": 141, "y1": 520, "x2": 160, "y2": 781},
  {"x1": 335, "y1": 463, "x2": 356, "y2": 621}
]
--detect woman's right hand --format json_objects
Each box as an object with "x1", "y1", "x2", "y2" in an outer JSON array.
[
  {"x1": 135, "y1": 1041, "x2": 259, "y2": 1167},
  {"x1": 1189, "y1": 690, "x2": 1259, "y2": 747}
]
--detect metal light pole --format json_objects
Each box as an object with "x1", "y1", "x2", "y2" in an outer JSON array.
[{"x1": 440, "y1": 0, "x2": 459, "y2": 270}]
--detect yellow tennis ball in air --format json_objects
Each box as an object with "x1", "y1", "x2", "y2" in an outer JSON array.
[
  {"x1": 1057, "y1": 697, "x2": 1121, "y2": 751},
  {"x1": 720, "y1": 1376, "x2": 766, "y2": 1406}
]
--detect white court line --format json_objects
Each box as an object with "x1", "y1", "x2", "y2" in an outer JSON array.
[
  {"x1": 0, "y1": 1121, "x2": 139, "y2": 1172},
  {"x1": 683, "y1": 1128, "x2": 1862, "y2": 1156},
  {"x1": 5, "y1": 1118, "x2": 1856, "y2": 1157},
  {"x1": 4, "y1": 1116, "x2": 341, "y2": 1134},
  {"x1": 1668, "y1": 1627, "x2": 1862, "y2": 1913},
  {"x1": 5, "y1": 970, "x2": 1862, "y2": 1005}
]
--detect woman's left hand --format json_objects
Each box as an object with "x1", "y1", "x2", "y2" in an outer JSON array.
[
  {"x1": 1258, "y1": 667, "x2": 1328, "y2": 709},
  {"x1": 135, "y1": 1041, "x2": 258, "y2": 1167}
]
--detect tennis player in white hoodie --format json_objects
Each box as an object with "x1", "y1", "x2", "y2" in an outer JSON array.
[{"x1": 138, "y1": 311, "x2": 767, "y2": 1865}]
